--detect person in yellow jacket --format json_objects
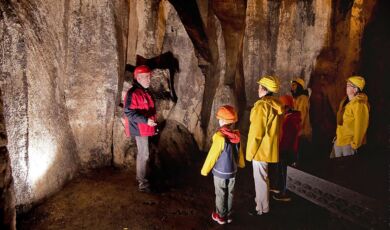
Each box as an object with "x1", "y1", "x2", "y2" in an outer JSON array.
[
  {"x1": 201, "y1": 105, "x2": 245, "y2": 225},
  {"x1": 291, "y1": 78, "x2": 312, "y2": 139},
  {"x1": 334, "y1": 76, "x2": 369, "y2": 157},
  {"x1": 291, "y1": 78, "x2": 312, "y2": 163},
  {"x1": 246, "y1": 76, "x2": 283, "y2": 216}
]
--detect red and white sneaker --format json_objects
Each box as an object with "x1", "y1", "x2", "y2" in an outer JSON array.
[{"x1": 211, "y1": 212, "x2": 226, "y2": 225}]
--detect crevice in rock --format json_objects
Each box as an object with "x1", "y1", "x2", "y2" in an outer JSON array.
[{"x1": 168, "y1": 0, "x2": 211, "y2": 63}]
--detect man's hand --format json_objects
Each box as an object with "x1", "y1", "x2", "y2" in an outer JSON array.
[{"x1": 147, "y1": 118, "x2": 157, "y2": 126}]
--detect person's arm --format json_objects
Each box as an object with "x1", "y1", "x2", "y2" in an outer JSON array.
[
  {"x1": 351, "y1": 103, "x2": 369, "y2": 149},
  {"x1": 124, "y1": 91, "x2": 148, "y2": 124},
  {"x1": 296, "y1": 96, "x2": 308, "y2": 128},
  {"x1": 246, "y1": 103, "x2": 267, "y2": 161},
  {"x1": 237, "y1": 143, "x2": 245, "y2": 168},
  {"x1": 201, "y1": 134, "x2": 224, "y2": 176}
]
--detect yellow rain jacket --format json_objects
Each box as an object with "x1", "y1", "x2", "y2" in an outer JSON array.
[
  {"x1": 201, "y1": 132, "x2": 245, "y2": 176},
  {"x1": 294, "y1": 94, "x2": 312, "y2": 138},
  {"x1": 246, "y1": 96, "x2": 283, "y2": 163},
  {"x1": 336, "y1": 93, "x2": 370, "y2": 149}
]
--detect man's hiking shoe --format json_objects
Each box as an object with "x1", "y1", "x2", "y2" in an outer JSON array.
[
  {"x1": 273, "y1": 193, "x2": 291, "y2": 202},
  {"x1": 211, "y1": 212, "x2": 226, "y2": 225}
]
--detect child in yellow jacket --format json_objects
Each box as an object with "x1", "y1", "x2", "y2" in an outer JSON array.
[{"x1": 201, "y1": 105, "x2": 245, "y2": 225}]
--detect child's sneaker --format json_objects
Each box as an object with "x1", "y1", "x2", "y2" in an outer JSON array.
[
  {"x1": 273, "y1": 193, "x2": 291, "y2": 202},
  {"x1": 227, "y1": 215, "x2": 233, "y2": 223},
  {"x1": 211, "y1": 212, "x2": 226, "y2": 225}
]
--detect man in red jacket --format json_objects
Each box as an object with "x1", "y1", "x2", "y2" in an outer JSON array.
[
  {"x1": 272, "y1": 95, "x2": 301, "y2": 202},
  {"x1": 123, "y1": 65, "x2": 157, "y2": 193}
]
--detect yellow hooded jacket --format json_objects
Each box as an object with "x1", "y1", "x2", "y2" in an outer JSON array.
[
  {"x1": 336, "y1": 93, "x2": 370, "y2": 149},
  {"x1": 201, "y1": 132, "x2": 245, "y2": 176},
  {"x1": 294, "y1": 94, "x2": 312, "y2": 138},
  {"x1": 246, "y1": 96, "x2": 283, "y2": 163}
]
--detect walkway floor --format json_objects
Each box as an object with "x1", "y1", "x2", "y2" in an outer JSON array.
[{"x1": 17, "y1": 163, "x2": 357, "y2": 230}]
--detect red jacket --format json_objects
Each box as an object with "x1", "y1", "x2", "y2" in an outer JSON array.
[
  {"x1": 123, "y1": 81, "x2": 156, "y2": 137},
  {"x1": 279, "y1": 110, "x2": 301, "y2": 155}
]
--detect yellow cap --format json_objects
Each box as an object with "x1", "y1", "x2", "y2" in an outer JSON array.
[
  {"x1": 257, "y1": 75, "x2": 280, "y2": 93},
  {"x1": 347, "y1": 76, "x2": 365, "y2": 91},
  {"x1": 291, "y1": 78, "x2": 305, "y2": 88}
]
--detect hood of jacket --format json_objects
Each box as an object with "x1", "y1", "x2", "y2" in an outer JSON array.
[
  {"x1": 262, "y1": 96, "x2": 284, "y2": 115},
  {"x1": 351, "y1": 93, "x2": 368, "y2": 104}
]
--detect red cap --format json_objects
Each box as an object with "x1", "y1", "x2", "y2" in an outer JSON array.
[{"x1": 134, "y1": 65, "x2": 151, "y2": 78}]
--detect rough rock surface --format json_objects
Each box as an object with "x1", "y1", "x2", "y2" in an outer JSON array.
[
  {"x1": 0, "y1": 0, "x2": 128, "y2": 210},
  {"x1": 161, "y1": 2, "x2": 205, "y2": 147},
  {"x1": 243, "y1": 0, "x2": 331, "y2": 104},
  {"x1": 64, "y1": 0, "x2": 128, "y2": 169},
  {"x1": 0, "y1": 91, "x2": 16, "y2": 229},
  {"x1": 156, "y1": 119, "x2": 200, "y2": 181},
  {"x1": 124, "y1": 0, "x2": 206, "y2": 149}
]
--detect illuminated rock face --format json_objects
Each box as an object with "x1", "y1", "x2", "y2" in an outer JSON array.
[
  {"x1": 0, "y1": 0, "x2": 128, "y2": 210},
  {"x1": 0, "y1": 0, "x2": 385, "y2": 212},
  {"x1": 244, "y1": 0, "x2": 332, "y2": 103}
]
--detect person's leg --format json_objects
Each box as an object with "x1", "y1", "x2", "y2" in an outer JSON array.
[
  {"x1": 280, "y1": 158, "x2": 288, "y2": 195},
  {"x1": 334, "y1": 143, "x2": 357, "y2": 158},
  {"x1": 341, "y1": 145, "x2": 356, "y2": 157},
  {"x1": 227, "y1": 177, "x2": 236, "y2": 217},
  {"x1": 269, "y1": 163, "x2": 279, "y2": 192},
  {"x1": 252, "y1": 160, "x2": 269, "y2": 214},
  {"x1": 334, "y1": 142, "x2": 343, "y2": 158},
  {"x1": 214, "y1": 176, "x2": 227, "y2": 217},
  {"x1": 135, "y1": 136, "x2": 150, "y2": 190},
  {"x1": 275, "y1": 152, "x2": 287, "y2": 192}
]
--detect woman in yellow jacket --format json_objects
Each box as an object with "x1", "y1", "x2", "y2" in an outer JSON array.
[
  {"x1": 246, "y1": 76, "x2": 283, "y2": 216},
  {"x1": 291, "y1": 78, "x2": 312, "y2": 163},
  {"x1": 291, "y1": 78, "x2": 312, "y2": 139},
  {"x1": 334, "y1": 76, "x2": 369, "y2": 157}
]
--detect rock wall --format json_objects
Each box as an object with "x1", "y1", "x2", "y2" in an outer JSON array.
[
  {"x1": 243, "y1": 0, "x2": 331, "y2": 105},
  {"x1": 0, "y1": 90, "x2": 15, "y2": 230},
  {"x1": 114, "y1": 0, "x2": 205, "y2": 171},
  {"x1": 64, "y1": 0, "x2": 128, "y2": 168},
  {"x1": 0, "y1": 0, "x2": 128, "y2": 210}
]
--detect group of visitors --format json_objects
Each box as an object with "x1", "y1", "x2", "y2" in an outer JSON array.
[{"x1": 123, "y1": 65, "x2": 370, "y2": 225}]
